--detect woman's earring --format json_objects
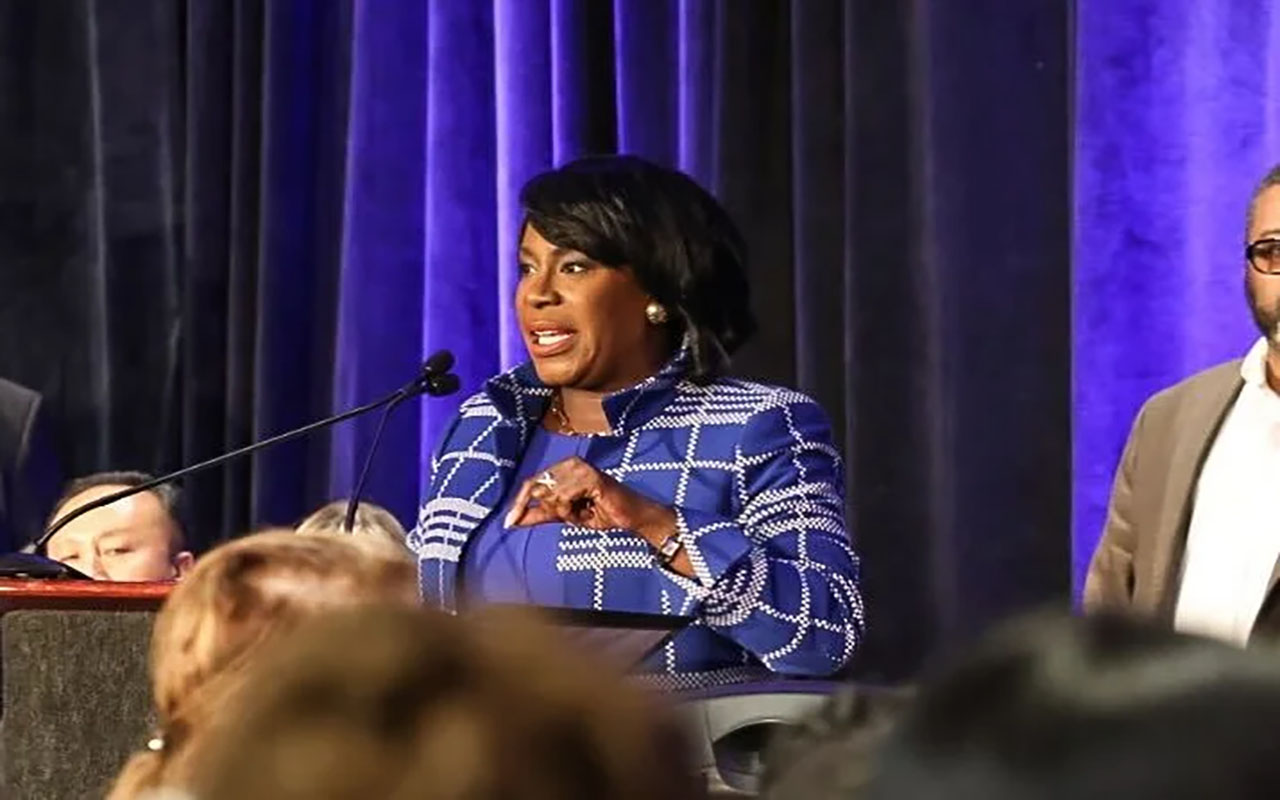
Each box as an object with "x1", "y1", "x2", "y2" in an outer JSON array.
[{"x1": 645, "y1": 302, "x2": 669, "y2": 325}]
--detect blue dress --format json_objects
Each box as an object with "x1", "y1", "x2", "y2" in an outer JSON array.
[{"x1": 461, "y1": 427, "x2": 589, "y2": 605}]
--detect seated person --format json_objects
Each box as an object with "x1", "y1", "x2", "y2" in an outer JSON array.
[
  {"x1": 106, "y1": 530, "x2": 417, "y2": 800},
  {"x1": 296, "y1": 499, "x2": 410, "y2": 553},
  {"x1": 182, "y1": 605, "x2": 698, "y2": 800},
  {"x1": 855, "y1": 613, "x2": 1280, "y2": 800},
  {"x1": 45, "y1": 471, "x2": 193, "y2": 581}
]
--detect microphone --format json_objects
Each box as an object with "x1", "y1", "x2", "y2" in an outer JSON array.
[
  {"x1": 341, "y1": 352, "x2": 459, "y2": 531},
  {"x1": 422, "y1": 349, "x2": 456, "y2": 379},
  {"x1": 0, "y1": 352, "x2": 459, "y2": 579}
]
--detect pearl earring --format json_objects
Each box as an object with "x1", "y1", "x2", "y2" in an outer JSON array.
[{"x1": 645, "y1": 302, "x2": 669, "y2": 325}]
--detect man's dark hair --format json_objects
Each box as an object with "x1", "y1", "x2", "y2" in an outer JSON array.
[
  {"x1": 519, "y1": 155, "x2": 757, "y2": 379},
  {"x1": 856, "y1": 613, "x2": 1280, "y2": 800},
  {"x1": 51, "y1": 471, "x2": 187, "y2": 550}
]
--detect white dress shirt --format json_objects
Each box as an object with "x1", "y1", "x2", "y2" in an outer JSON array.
[{"x1": 1175, "y1": 338, "x2": 1280, "y2": 645}]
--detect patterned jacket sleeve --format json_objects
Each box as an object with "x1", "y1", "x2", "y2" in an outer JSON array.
[{"x1": 665, "y1": 392, "x2": 864, "y2": 676}]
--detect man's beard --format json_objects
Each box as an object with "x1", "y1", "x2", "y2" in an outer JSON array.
[{"x1": 1246, "y1": 273, "x2": 1280, "y2": 344}]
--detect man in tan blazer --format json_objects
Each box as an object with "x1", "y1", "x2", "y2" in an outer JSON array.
[{"x1": 1086, "y1": 165, "x2": 1280, "y2": 643}]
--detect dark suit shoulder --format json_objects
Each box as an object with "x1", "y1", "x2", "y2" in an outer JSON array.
[{"x1": 0, "y1": 378, "x2": 42, "y2": 458}]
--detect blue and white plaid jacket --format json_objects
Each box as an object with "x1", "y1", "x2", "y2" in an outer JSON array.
[{"x1": 411, "y1": 352, "x2": 865, "y2": 687}]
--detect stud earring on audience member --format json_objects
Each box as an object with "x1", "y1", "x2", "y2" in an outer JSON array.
[{"x1": 645, "y1": 302, "x2": 669, "y2": 325}]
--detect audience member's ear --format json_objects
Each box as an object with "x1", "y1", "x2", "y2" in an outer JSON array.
[{"x1": 172, "y1": 551, "x2": 195, "y2": 579}]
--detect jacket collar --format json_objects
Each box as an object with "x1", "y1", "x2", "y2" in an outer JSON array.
[{"x1": 482, "y1": 345, "x2": 693, "y2": 435}]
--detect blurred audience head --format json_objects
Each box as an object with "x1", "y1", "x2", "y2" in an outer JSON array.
[
  {"x1": 761, "y1": 685, "x2": 913, "y2": 800},
  {"x1": 296, "y1": 499, "x2": 409, "y2": 553},
  {"x1": 186, "y1": 605, "x2": 698, "y2": 800},
  {"x1": 46, "y1": 471, "x2": 193, "y2": 581},
  {"x1": 854, "y1": 612, "x2": 1280, "y2": 800},
  {"x1": 106, "y1": 530, "x2": 418, "y2": 800}
]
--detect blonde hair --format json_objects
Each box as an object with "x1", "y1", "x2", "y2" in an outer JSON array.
[
  {"x1": 106, "y1": 531, "x2": 418, "y2": 800},
  {"x1": 188, "y1": 605, "x2": 699, "y2": 800},
  {"x1": 296, "y1": 500, "x2": 409, "y2": 552}
]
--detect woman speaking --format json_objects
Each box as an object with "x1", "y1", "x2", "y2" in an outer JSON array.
[{"x1": 413, "y1": 156, "x2": 863, "y2": 687}]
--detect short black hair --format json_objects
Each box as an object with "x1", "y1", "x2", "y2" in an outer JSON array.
[
  {"x1": 519, "y1": 155, "x2": 756, "y2": 379},
  {"x1": 51, "y1": 470, "x2": 188, "y2": 551},
  {"x1": 860, "y1": 613, "x2": 1280, "y2": 800}
]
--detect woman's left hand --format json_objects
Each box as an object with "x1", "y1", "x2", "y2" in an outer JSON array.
[{"x1": 503, "y1": 457, "x2": 668, "y2": 532}]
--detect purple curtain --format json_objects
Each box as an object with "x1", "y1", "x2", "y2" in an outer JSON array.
[
  {"x1": 1073, "y1": 0, "x2": 1280, "y2": 595},
  {"x1": 0, "y1": 0, "x2": 1071, "y2": 679},
  {"x1": 340, "y1": 1, "x2": 1074, "y2": 677}
]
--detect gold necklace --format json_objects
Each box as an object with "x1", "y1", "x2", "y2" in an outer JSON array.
[{"x1": 550, "y1": 393, "x2": 579, "y2": 435}]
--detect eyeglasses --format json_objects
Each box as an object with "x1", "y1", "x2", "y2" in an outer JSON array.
[{"x1": 1247, "y1": 238, "x2": 1280, "y2": 275}]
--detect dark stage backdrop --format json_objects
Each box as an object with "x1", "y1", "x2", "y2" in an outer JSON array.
[{"x1": 0, "y1": 0, "x2": 1071, "y2": 680}]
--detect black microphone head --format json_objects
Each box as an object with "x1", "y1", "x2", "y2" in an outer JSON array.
[
  {"x1": 423, "y1": 350, "x2": 455, "y2": 376},
  {"x1": 427, "y1": 373, "x2": 461, "y2": 397}
]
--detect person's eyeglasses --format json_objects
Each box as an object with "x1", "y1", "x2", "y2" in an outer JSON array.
[{"x1": 1247, "y1": 238, "x2": 1280, "y2": 275}]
